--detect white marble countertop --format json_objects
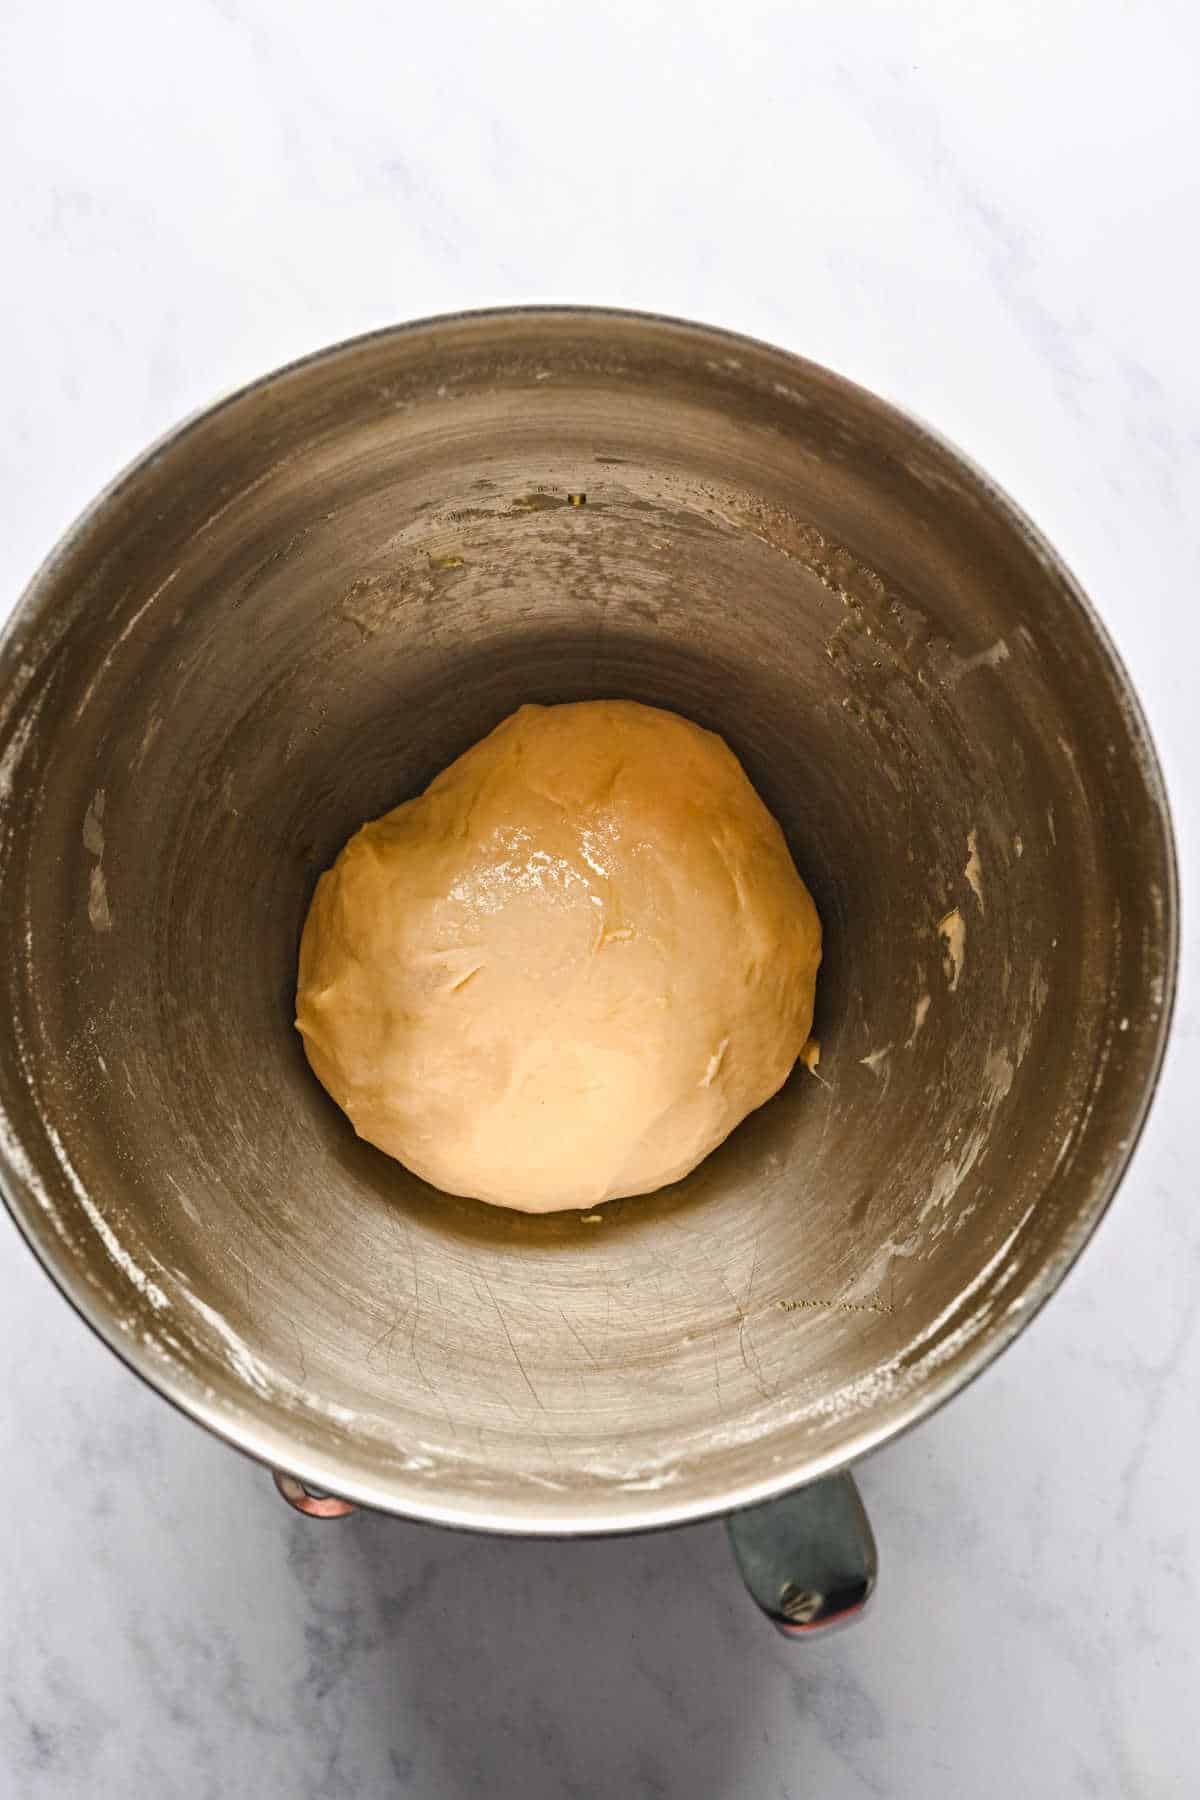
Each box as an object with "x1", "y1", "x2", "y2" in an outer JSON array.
[{"x1": 2, "y1": 4, "x2": 1198, "y2": 1795}]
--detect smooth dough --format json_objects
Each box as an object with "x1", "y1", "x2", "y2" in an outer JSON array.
[{"x1": 296, "y1": 700, "x2": 821, "y2": 1212}]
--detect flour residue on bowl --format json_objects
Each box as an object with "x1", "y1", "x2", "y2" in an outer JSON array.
[
  {"x1": 82, "y1": 787, "x2": 114, "y2": 932},
  {"x1": 41, "y1": 1117, "x2": 169, "y2": 1312},
  {"x1": 937, "y1": 907, "x2": 966, "y2": 991},
  {"x1": 88, "y1": 866, "x2": 113, "y2": 931},
  {"x1": 82, "y1": 790, "x2": 105, "y2": 855},
  {"x1": 918, "y1": 1043, "x2": 1015, "y2": 1234},
  {"x1": 941, "y1": 637, "x2": 1011, "y2": 688},
  {"x1": 964, "y1": 829, "x2": 985, "y2": 911},
  {"x1": 906, "y1": 993, "x2": 932, "y2": 1047},
  {"x1": 0, "y1": 1100, "x2": 72, "y2": 1245},
  {"x1": 176, "y1": 1287, "x2": 276, "y2": 1400},
  {"x1": 0, "y1": 677, "x2": 44, "y2": 817}
]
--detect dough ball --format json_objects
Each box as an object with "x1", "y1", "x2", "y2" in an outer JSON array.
[{"x1": 296, "y1": 700, "x2": 821, "y2": 1212}]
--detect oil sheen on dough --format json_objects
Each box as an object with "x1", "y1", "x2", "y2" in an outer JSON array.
[{"x1": 296, "y1": 700, "x2": 821, "y2": 1212}]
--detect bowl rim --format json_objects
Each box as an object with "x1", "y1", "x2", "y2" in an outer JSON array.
[{"x1": 0, "y1": 304, "x2": 1180, "y2": 1534}]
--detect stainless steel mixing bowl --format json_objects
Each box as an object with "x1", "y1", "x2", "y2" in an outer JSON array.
[{"x1": 0, "y1": 311, "x2": 1176, "y2": 1580}]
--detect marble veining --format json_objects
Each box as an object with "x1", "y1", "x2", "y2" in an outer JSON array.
[{"x1": 2, "y1": 2, "x2": 1198, "y2": 1795}]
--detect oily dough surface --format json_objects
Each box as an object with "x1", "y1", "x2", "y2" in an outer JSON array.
[{"x1": 296, "y1": 700, "x2": 821, "y2": 1212}]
